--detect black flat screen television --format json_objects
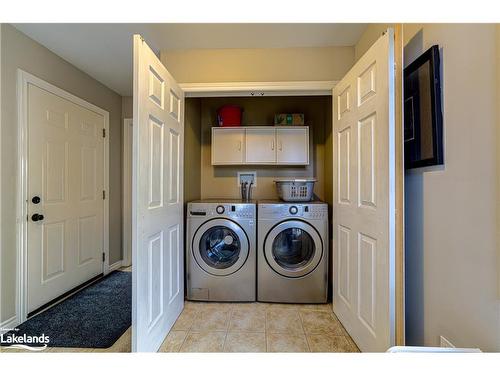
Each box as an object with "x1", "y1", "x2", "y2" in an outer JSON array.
[{"x1": 404, "y1": 45, "x2": 443, "y2": 169}]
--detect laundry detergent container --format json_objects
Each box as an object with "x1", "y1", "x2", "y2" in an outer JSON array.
[{"x1": 217, "y1": 105, "x2": 242, "y2": 126}]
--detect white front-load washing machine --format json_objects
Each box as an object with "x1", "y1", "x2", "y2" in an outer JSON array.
[
  {"x1": 186, "y1": 200, "x2": 256, "y2": 301},
  {"x1": 257, "y1": 200, "x2": 328, "y2": 303}
]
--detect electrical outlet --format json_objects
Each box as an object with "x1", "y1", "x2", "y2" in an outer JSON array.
[
  {"x1": 440, "y1": 335, "x2": 455, "y2": 348},
  {"x1": 237, "y1": 171, "x2": 257, "y2": 187}
]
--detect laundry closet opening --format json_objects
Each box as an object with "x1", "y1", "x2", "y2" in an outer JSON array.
[{"x1": 183, "y1": 95, "x2": 334, "y2": 297}]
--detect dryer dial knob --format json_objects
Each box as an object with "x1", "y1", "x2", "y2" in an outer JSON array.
[
  {"x1": 289, "y1": 206, "x2": 298, "y2": 215},
  {"x1": 216, "y1": 205, "x2": 225, "y2": 214}
]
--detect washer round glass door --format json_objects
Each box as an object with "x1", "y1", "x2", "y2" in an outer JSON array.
[
  {"x1": 193, "y1": 218, "x2": 249, "y2": 276},
  {"x1": 264, "y1": 220, "x2": 323, "y2": 278}
]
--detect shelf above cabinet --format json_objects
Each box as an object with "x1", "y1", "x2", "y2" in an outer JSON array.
[{"x1": 211, "y1": 126, "x2": 309, "y2": 166}]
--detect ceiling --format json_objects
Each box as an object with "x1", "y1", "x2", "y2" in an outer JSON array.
[{"x1": 13, "y1": 24, "x2": 367, "y2": 96}]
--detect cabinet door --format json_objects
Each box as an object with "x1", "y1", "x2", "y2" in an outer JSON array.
[
  {"x1": 211, "y1": 128, "x2": 245, "y2": 164},
  {"x1": 276, "y1": 127, "x2": 309, "y2": 164},
  {"x1": 245, "y1": 128, "x2": 276, "y2": 164}
]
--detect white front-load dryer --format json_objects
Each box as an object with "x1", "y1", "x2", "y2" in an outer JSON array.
[
  {"x1": 257, "y1": 200, "x2": 328, "y2": 303},
  {"x1": 186, "y1": 200, "x2": 256, "y2": 301}
]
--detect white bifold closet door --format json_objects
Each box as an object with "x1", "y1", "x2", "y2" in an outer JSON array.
[
  {"x1": 132, "y1": 34, "x2": 185, "y2": 352},
  {"x1": 332, "y1": 29, "x2": 396, "y2": 352}
]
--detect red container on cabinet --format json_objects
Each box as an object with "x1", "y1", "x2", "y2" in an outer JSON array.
[{"x1": 217, "y1": 105, "x2": 242, "y2": 126}]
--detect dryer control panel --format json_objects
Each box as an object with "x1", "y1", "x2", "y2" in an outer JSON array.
[
  {"x1": 188, "y1": 202, "x2": 256, "y2": 219},
  {"x1": 258, "y1": 202, "x2": 328, "y2": 220}
]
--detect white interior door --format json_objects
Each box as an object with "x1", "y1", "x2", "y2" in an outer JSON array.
[
  {"x1": 132, "y1": 35, "x2": 185, "y2": 352},
  {"x1": 27, "y1": 83, "x2": 105, "y2": 313},
  {"x1": 332, "y1": 29, "x2": 396, "y2": 352}
]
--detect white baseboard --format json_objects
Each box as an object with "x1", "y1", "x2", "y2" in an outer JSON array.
[
  {"x1": 0, "y1": 315, "x2": 19, "y2": 331},
  {"x1": 109, "y1": 260, "x2": 123, "y2": 273}
]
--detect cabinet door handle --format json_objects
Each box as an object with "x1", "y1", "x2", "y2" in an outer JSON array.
[
  {"x1": 271, "y1": 140, "x2": 275, "y2": 150},
  {"x1": 237, "y1": 140, "x2": 242, "y2": 151},
  {"x1": 279, "y1": 141, "x2": 283, "y2": 151}
]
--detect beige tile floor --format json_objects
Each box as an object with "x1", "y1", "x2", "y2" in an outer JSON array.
[{"x1": 159, "y1": 301, "x2": 360, "y2": 353}]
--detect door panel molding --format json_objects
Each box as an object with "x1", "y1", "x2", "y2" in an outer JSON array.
[{"x1": 16, "y1": 69, "x2": 110, "y2": 324}]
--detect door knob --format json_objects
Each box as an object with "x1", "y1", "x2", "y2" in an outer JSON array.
[
  {"x1": 32, "y1": 196, "x2": 41, "y2": 204},
  {"x1": 31, "y1": 213, "x2": 44, "y2": 222}
]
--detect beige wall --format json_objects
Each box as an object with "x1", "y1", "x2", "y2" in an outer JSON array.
[
  {"x1": 195, "y1": 96, "x2": 332, "y2": 201},
  {"x1": 403, "y1": 24, "x2": 500, "y2": 351},
  {"x1": 160, "y1": 46, "x2": 354, "y2": 83},
  {"x1": 497, "y1": 25, "x2": 500, "y2": 305},
  {"x1": 122, "y1": 96, "x2": 133, "y2": 119},
  {"x1": 184, "y1": 98, "x2": 202, "y2": 203},
  {"x1": 0, "y1": 24, "x2": 123, "y2": 324}
]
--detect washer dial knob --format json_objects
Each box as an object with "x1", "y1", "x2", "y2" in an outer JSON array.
[
  {"x1": 289, "y1": 206, "x2": 298, "y2": 215},
  {"x1": 216, "y1": 205, "x2": 225, "y2": 214}
]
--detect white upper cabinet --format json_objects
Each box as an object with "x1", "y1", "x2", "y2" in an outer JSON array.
[
  {"x1": 245, "y1": 128, "x2": 276, "y2": 164},
  {"x1": 211, "y1": 127, "x2": 245, "y2": 165},
  {"x1": 211, "y1": 126, "x2": 309, "y2": 165},
  {"x1": 276, "y1": 127, "x2": 309, "y2": 165}
]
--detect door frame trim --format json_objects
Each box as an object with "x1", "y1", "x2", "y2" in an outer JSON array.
[
  {"x1": 122, "y1": 118, "x2": 133, "y2": 267},
  {"x1": 16, "y1": 69, "x2": 110, "y2": 324},
  {"x1": 180, "y1": 80, "x2": 338, "y2": 97}
]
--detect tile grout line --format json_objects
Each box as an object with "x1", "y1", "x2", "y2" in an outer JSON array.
[
  {"x1": 222, "y1": 306, "x2": 235, "y2": 352},
  {"x1": 264, "y1": 306, "x2": 269, "y2": 352},
  {"x1": 177, "y1": 329, "x2": 190, "y2": 353},
  {"x1": 297, "y1": 310, "x2": 311, "y2": 352},
  {"x1": 177, "y1": 306, "x2": 199, "y2": 352}
]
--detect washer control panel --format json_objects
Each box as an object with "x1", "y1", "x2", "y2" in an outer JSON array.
[
  {"x1": 188, "y1": 202, "x2": 256, "y2": 219},
  {"x1": 259, "y1": 203, "x2": 328, "y2": 220}
]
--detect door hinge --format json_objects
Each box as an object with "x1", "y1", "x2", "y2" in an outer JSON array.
[
  {"x1": 102, "y1": 190, "x2": 106, "y2": 200},
  {"x1": 102, "y1": 252, "x2": 106, "y2": 262},
  {"x1": 102, "y1": 128, "x2": 106, "y2": 138}
]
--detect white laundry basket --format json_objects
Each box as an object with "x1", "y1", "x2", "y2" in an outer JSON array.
[{"x1": 275, "y1": 178, "x2": 317, "y2": 202}]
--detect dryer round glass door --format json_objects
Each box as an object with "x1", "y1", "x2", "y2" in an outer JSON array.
[
  {"x1": 264, "y1": 220, "x2": 323, "y2": 278},
  {"x1": 193, "y1": 218, "x2": 249, "y2": 276}
]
